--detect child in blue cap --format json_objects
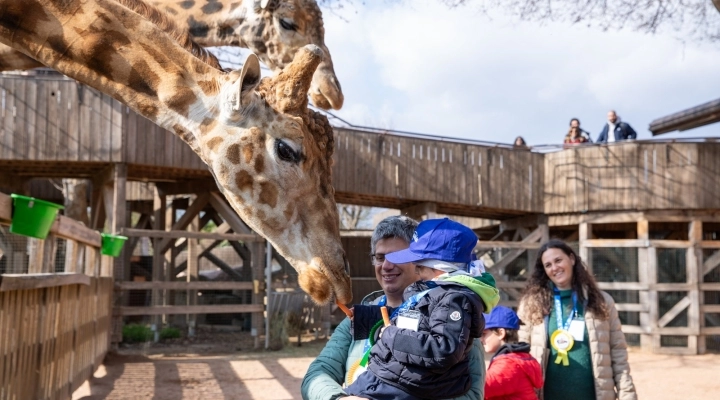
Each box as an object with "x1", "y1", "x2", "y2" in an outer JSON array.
[
  {"x1": 482, "y1": 306, "x2": 543, "y2": 400},
  {"x1": 345, "y1": 218, "x2": 500, "y2": 400}
]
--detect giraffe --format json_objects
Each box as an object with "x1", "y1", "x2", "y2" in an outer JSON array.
[
  {"x1": 0, "y1": 0, "x2": 343, "y2": 110},
  {"x1": 0, "y1": 0, "x2": 351, "y2": 304}
]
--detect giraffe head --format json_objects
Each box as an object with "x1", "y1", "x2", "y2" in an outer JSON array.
[
  {"x1": 207, "y1": 45, "x2": 350, "y2": 304},
  {"x1": 244, "y1": 0, "x2": 343, "y2": 110}
]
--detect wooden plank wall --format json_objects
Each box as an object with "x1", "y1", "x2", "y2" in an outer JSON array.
[
  {"x1": 332, "y1": 129, "x2": 544, "y2": 214},
  {"x1": 544, "y1": 143, "x2": 715, "y2": 214},
  {"x1": 0, "y1": 76, "x2": 204, "y2": 170},
  {"x1": 0, "y1": 277, "x2": 113, "y2": 400}
]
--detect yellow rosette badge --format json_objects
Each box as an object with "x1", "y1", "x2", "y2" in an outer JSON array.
[{"x1": 551, "y1": 329, "x2": 574, "y2": 366}]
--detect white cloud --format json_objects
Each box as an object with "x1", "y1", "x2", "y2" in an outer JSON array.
[{"x1": 322, "y1": 1, "x2": 720, "y2": 145}]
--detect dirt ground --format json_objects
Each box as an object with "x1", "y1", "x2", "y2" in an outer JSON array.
[{"x1": 72, "y1": 338, "x2": 720, "y2": 400}]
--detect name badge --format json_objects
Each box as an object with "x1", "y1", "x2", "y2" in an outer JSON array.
[
  {"x1": 569, "y1": 319, "x2": 585, "y2": 341},
  {"x1": 396, "y1": 310, "x2": 421, "y2": 332}
]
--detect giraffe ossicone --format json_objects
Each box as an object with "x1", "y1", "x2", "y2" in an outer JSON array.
[{"x1": 0, "y1": 0, "x2": 351, "y2": 304}]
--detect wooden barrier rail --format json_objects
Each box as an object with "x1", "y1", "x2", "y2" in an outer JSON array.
[
  {"x1": 0, "y1": 275, "x2": 113, "y2": 400},
  {"x1": 1, "y1": 190, "x2": 113, "y2": 399}
]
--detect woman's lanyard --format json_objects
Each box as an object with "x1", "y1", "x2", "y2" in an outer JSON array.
[
  {"x1": 553, "y1": 287, "x2": 577, "y2": 331},
  {"x1": 550, "y1": 287, "x2": 578, "y2": 366}
]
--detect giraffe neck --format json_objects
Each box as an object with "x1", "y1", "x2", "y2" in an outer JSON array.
[
  {"x1": 153, "y1": 0, "x2": 258, "y2": 48},
  {"x1": 0, "y1": 0, "x2": 230, "y2": 159}
]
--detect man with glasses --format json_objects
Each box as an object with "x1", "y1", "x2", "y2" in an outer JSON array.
[{"x1": 302, "y1": 216, "x2": 485, "y2": 400}]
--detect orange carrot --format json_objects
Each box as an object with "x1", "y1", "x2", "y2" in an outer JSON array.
[
  {"x1": 337, "y1": 301, "x2": 353, "y2": 318},
  {"x1": 380, "y1": 306, "x2": 391, "y2": 327}
]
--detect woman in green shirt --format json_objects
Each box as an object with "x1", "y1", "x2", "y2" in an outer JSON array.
[{"x1": 518, "y1": 239, "x2": 637, "y2": 400}]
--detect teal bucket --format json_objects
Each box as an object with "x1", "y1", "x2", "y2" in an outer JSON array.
[
  {"x1": 101, "y1": 233, "x2": 128, "y2": 257},
  {"x1": 9, "y1": 194, "x2": 64, "y2": 239}
]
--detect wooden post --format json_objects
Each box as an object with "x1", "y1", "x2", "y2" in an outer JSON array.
[
  {"x1": 101, "y1": 164, "x2": 127, "y2": 278},
  {"x1": 688, "y1": 219, "x2": 703, "y2": 354},
  {"x1": 186, "y1": 210, "x2": 199, "y2": 335},
  {"x1": 637, "y1": 218, "x2": 653, "y2": 351},
  {"x1": 579, "y1": 222, "x2": 592, "y2": 273},
  {"x1": 647, "y1": 246, "x2": 660, "y2": 351},
  {"x1": 152, "y1": 188, "x2": 166, "y2": 330},
  {"x1": 251, "y1": 240, "x2": 266, "y2": 349}
]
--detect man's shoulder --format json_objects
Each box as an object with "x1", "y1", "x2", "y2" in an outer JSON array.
[{"x1": 361, "y1": 290, "x2": 385, "y2": 305}]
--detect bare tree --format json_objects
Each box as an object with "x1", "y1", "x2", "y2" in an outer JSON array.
[
  {"x1": 320, "y1": 0, "x2": 720, "y2": 42},
  {"x1": 338, "y1": 204, "x2": 372, "y2": 229}
]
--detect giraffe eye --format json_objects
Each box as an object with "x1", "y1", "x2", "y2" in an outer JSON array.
[
  {"x1": 279, "y1": 18, "x2": 297, "y2": 31},
  {"x1": 275, "y1": 139, "x2": 301, "y2": 163}
]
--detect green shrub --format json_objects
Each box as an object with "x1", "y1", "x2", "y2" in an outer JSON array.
[
  {"x1": 122, "y1": 324, "x2": 154, "y2": 343},
  {"x1": 160, "y1": 326, "x2": 182, "y2": 340}
]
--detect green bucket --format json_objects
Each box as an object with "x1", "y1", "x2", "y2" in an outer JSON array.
[
  {"x1": 9, "y1": 194, "x2": 64, "y2": 239},
  {"x1": 101, "y1": 233, "x2": 128, "y2": 257}
]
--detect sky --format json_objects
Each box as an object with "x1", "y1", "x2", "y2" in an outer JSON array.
[{"x1": 305, "y1": 0, "x2": 720, "y2": 146}]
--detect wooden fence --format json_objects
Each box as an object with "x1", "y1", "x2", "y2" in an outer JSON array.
[
  {"x1": 0, "y1": 191, "x2": 113, "y2": 399},
  {"x1": 480, "y1": 214, "x2": 720, "y2": 354}
]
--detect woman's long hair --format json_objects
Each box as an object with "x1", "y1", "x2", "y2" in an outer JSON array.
[{"x1": 520, "y1": 239, "x2": 608, "y2": 324}]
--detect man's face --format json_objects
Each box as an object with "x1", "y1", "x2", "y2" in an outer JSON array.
[
  {"x1": 373, "y1": 237, "x2": 419, "y2": 298},
  {"x1": 570, "y1": 119, "x2": 580, "y2": 129},
  {"x1": 607, "y1": 111, "x2": 617, "y2": 123}
]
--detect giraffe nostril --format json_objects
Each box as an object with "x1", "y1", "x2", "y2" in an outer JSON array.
[{"x1": 343, "y1": 254, "x2": 350, "y2": 275}]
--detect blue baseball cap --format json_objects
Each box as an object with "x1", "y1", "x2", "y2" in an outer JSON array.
[
  {"x1": 385, "y1": 218, "x2": 478, "y2": 264},
  {"x1": 483, "y1": 306, "x2": 520, "y2": 330}
]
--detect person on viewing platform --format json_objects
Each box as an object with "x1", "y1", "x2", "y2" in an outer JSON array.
[
  {"x1": 482, "y1": 306, "x2": 543, "y2": 400},
  {"x1": 343, "y1": 218, "x2": 500, "y2": 400},
  {"x1": 514, "y1": 136, "x2": 528, "y2": 148},
  {"x1": 518, "y1": 239, "x2": 637, "y2": 400},
  {"x1": 597, "y1": 110, "x2": 637, "y2": 143},
  {"x1": 301, "y1": 216, "x2": 487, "y2": 400},
  {"x1": 569, "y1": 118, "x2": 593, "y2": 143},
  {"x1": 564, "y1": 127, "x2": 589, "y2": 146}
]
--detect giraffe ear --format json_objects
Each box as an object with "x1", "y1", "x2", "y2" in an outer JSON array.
[{"x1": 232, "y1": 53, "x2": 261, "y2": 111}]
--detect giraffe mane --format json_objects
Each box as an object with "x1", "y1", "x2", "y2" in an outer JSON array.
[
  {"x1": 116, "y1": 0, "x2": 222, "y2": 70},
  {"x1": 305, "y1": 108, "x2": 335, "y2": 175}
]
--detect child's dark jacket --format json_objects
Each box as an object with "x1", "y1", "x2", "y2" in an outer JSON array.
[{"x1": 353, "y1": 273, "x2": 499, "y2": 399}]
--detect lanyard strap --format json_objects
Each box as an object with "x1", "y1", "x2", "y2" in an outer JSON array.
[
  {"x1": 362, "y1": 287, "x2": 433, "y2": 355},
  {"x1": 553, "y1": 288, "x2": 577, "y2": 331}
]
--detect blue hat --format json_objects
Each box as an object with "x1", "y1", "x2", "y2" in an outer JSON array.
[
  {"x1": 385, "y1": 218, "x2": 477, "y2": 264},
  {"x1": 483, "y1": 306, "x2": 520, "y2": 330}
]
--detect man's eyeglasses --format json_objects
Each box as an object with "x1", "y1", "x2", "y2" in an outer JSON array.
[{"x1": 370, "y1": 254, "x2": 386, "y2": 266}]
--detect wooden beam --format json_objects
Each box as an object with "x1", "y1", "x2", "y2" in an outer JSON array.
[
  {"x1": 485, "y1": 226, "x2": 545, "y2": 273},
  {"x1": 121, "y1": 228, "x2": 260, "y2": 242},
  {"x1": 657, "y1": 296, "x2": 691, "y2": 328},
  {"x1": 582, "y1": 239, "x2": 648, "y2": 248},
  {"x1": 0, "y1": 273, "x2": 90, "y2": 291},
  {"x1": 702, "y1": 249, "x2": 720, "y2": 276},
  {"x1": 116, "y1": 281, "x2": 254, "y2": 290},
  {"x1": 203, "y1": 252, "x2": 244, "y2": 281},
  {"x1": 495, "y1": 281, "x2": 528, "y2": 289},
  {"x1": 51, "y1": 215, "x2": 102, "y2": 247},
  {"x1": 475, "y1": 241, "x2": 542, "y2": 250},
  {"x1": 500, "y1": 214, "x2": 548, "y2": 233},
  {"x1": 156, "y1": 179, "x2": 219, "y2": 196},
  {"x1": 158, "y1": 192, "x2": 211, "y2": 253},
  {"x1": 688, "y1": 219, "x2": 703, "y2": 354},
  {"x1": 702, "y1": 305, "x2": 720, "y2": 313},
  {"x1": 597, "y1": 282, "x2": 647, "y2": 290},
  {"x1": 400, "y1": 202, "x2": 437, "y2": 221},
  {"x1": 615, "y1": 304, "x2": 649, "y2": 312},
  {"x1": 115, "y1": 304, "x2": 264, "y2": 316},
  {"x1": 208, "y1": 192, "x2": 252, "y2": 234},
  {"x1": 0, "y1": 192, "x2": 11, "y2": 222}
]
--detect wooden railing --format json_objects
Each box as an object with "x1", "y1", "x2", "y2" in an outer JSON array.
[{"x1": 0, "y1": 192, "x2": 113, "y2": 399}]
